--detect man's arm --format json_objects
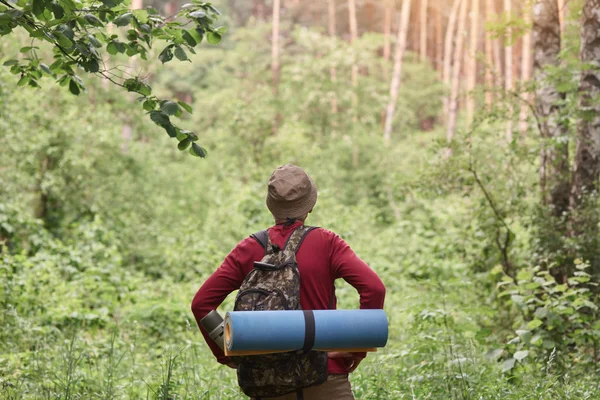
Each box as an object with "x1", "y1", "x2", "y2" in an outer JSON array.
[
  {"x1": 328, "y1": 232, "x2": 386, "y2": 367},
  {"x1": 190, "y1": 237, "x2": 261, "y2": 365},
  {"x1": 329, "y1": 233, "x2": 386, "y2": 309}
]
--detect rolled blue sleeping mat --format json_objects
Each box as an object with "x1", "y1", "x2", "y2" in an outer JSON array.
[{"x1": 224, "y1": 309, "x2": 388, "y2": 352}]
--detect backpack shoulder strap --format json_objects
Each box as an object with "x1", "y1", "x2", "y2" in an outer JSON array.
[
  {"x1": 250, "y1": 230, "x2": 270, "y2": 254},
  {"x1": 283, "y1": 226, "x2": 317, "y2": 254}
]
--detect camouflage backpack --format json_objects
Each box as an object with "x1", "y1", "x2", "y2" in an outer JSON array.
[{"x1": 232, "y1": 225, "x2": 328, "y2": 399}]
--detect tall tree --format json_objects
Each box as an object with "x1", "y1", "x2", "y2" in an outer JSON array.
[
  {"x1": 435, "y1": 1, "x2": 444, "y2": 77},
  {"x1": 420, "y1": 0, "x2": 429, "y2": 63},
  {"x1": 328, "y1": 0, "x2": 338, "y2": 115},
  {"x1": 446, "y1": 0, "x2": 468, "y2": 144},
  {"x1": 487, "y1": 0, "x2": 503, "y2": 90},
  {"x1": 443, "y1": 0, "x2": 463, "y2": 119},
  {"x1": 484, "y1": 4, "x2": 494, "y2": 107},
  {"x1": 466, "y1": 0, "x2": 480, "y2": 124},
  {"x1": 570, "y1": 0, "x2": 600, "y2": 214},
  {"x1": 518, "y1": 3, "x2": 533, "y2": 134},
  {"x1": 383, "y1": 0, "x2": 412, "y2": 144},
  {"x1": 383, "y1": 0, "x2": 393, "y2": 79},
  {"x1": 272, "y1": 0, "x2": 281, "y2": 133},
  {"x1": 533, "y1": 0, "x2": 570, "y2": 216},
  {"x1": 348, "y1": 0, "x2": 359, "y2": 124},
  {"x1": 504, "y1": 0, "x2": 514, "y2": 141}
]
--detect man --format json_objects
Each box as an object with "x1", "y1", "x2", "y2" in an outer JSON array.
[{"x1": 191, "y1": 164, "x2": 386, "y2": 399}]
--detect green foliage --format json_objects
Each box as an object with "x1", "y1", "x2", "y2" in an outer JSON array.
[{"x1": 0, "y1": 0, "x2": 224, "y2": 154}]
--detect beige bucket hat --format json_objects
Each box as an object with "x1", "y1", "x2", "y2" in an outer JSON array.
[{"x1": 266, "y1": 165, "x2": 317, "y2": 220}]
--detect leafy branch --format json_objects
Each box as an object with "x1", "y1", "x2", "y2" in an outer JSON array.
[{"x1": 0, "y1": 0, "x2": 227, "y2": 157}]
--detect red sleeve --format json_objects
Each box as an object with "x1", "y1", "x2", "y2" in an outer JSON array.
[
  {"x1": 328, "y1": 232, "x2": 386, "y2": 361},
  {"x1": 328, "y1": 232, "x2": 386, "y2": 310},
  {"x1": 190, "y1": 237, "x2": 262, "y2": 364}
]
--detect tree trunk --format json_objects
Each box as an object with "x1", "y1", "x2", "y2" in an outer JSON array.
[
  {"x1": 518, "y1": 3, "x2": 533, "y2": 134},
  {"x1": 328, "y1": 0, "x2": 338, "y2": 115},
  {"x1": 533, "y1": 0, "x2": 570, "y2": 217},
  {"x1": 485, "y1": 0, "x2": 503, "y2": 93},
  {"x1": 348, "y1": 0, "x2": 358, "y2": 97},
  {"x1": 484, "y1": 11, "x2": 494, "y2": 107},
  {"x1": 420, "y1": 0, "x2": 428, "y2": 63},
  {"x1": 383, "y1": 0, "x2": 393, "y2": 80},
  {"x1": 446, "y1": 0, "x2": 468, "y2": 145},
  {"x1": 504, "y1": 0, "x2": 513, "y2": 141},
  {"x1": 348, "y1": 0, "x2": 359, "y2": 165},
  {"x1": 570, "y1": 0, "x2": 600, "y2": 212},
  {"x1": 557, "y1": 0, "x2": 565, "y2": 36},
  {"x1": 466, "y1": 0, "x2": 479, "y2": 124},
  {"x1": 383, "y1": 0, "x2": 412, "y2": 144},
  {"x1": 443, "y1": 0, "x2": 463, "y2": 120},
  {"x1": 272, "y1": 0, "x2": 281, "y2": 134},
  {"x1": 435, "y1": 1, "x2": 444, "y2": 77}
]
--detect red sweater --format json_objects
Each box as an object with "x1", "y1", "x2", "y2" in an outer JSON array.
[{"x1": 191, "y1": 220, "x2": 386, "y2": 374}]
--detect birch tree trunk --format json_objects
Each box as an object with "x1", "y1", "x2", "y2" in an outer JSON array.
[
  {"x1": 443, "y1": 0, "x2": 463, "y2": 120},
  {"x1": 435, "y1": 1, "x2": 444, "y2": 77},
  {"x1": 383, "y1": 0, "x2": 393, "y2": 80},
  {"x1": 504, "y1": 0, "x2": 513, "y2": 141},
  {"x1": 570, "y1": 0, "x2": 600, "y2": 212},
  {"x1": 420, "y1": 0, "x2": 428, "y2": 63},
  {"x1": 518, "y1": 3, "x2": 533, "y2": 134},
  {"x1": 446, "y1": 0, "x2": 468, "y2": 145},
  {"x1": 533, "y1": 0, "x2": 570, "y2": 216},
  {"x1": 484, "y1": 13, "x2": 494, "y2": 107},
  {"x1": 272, "y1": 0, "x2": 281, "y2": 134},
  {"x1": 466, "y1": 0, "x2": 479, "y2": 124},
  {"x1": 383, "y1": 0, "x2": 412, "y2": 144},
  {"x1": 348, "y1": 0, "x2": 359, "y2": 126},
  {"x1": 485, "y1": 0, "x2": 503, "y2": 93},
  {"x1": 557, "y1": 0, "x2": 565, "y2": 37},
  {"x1": 328, "y1": 0, "x2": 338, "y2": 114}
]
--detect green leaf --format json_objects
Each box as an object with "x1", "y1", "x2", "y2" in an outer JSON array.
[
  {"x1": 189, "y1": 10, "x2": 206, "y2": 19},
  {"x1": 106, "y1": 41, "x2": 118, "y2": 55},
  {"x1": 182, "y1": 30, "x2": 197, "y2": 47},
  {"x1": 206, "y1": 31, "x2": 221, "y2": 45},
  {"x1": 160, "y1": 100, "x2": 179, "y2": 116},
  {"x1": 502, "y1": 358, "x2": 515, "y2": 372},
  {"x1": 51, "y1": 3, "x2": 64, "y2": 19},
  {"x1": 149, "y1": 110, "x2": 170, "y2": 126},
  {"x1": 84, "y1": 14, "x2": 103, "y2": 27},
  {"x1": 114, "y1": 41, "x2": 126, "y2": 54},
  {"x1": 527, "y1": 319, "x2": 543, "y2": 330},
  {"x1": 113, "y1": 12, "x2": 132, "y2": 27},
  {"x1": 514, "y1": 350, "x2": 528, "y2": 361},
  {"x1": 143, "y1": 99, "x2": 156, "y2": 111},
  {"x1": 178, "y1": 137, "x2": 192, "y2": 151},
  {"x1": 174, "y1": 46, "x2": 187, "y2": 61},
  {"x1": 188, "y1": 28, "x2": 203, "y2": 44},
  {"x1": 32, "y1": 0, "x2": 45, "y2": 17},
  {"x1": 158, "y1": 45, "x2": 173, "y2": 64},
  {"x1": 190, "y1": 143, "x2": 207, "y2": 158},
  {"x1": 56, "y1": 33, "x2": 73, "y2": 49},
  {"x1": 69, "y1": 79, "x2": 80, "y2": 95},
  {"x1": 17, "y1": 75, "x2": 29, "y2": 87},
  {"x1": 214, "y1": 25, "x2": 227, "y2": 34},
  {"x1": 178, "y1": 101, "x2": 193, "y2": 113},
  {"x1": 132, "y1": 9, "x2": 148, "y2": 24},
  {"x1": 516, "y1": 269, "x2": 533, "y2": 282},
  {"x1": 100, "y1": 0, "x2": 122, "y2": 6},
  {"x1": 20, "y1": 46, "x2": 36, "y2": 53},
  {"x1": 3, "y1": 59, "x2": 18, "y2": 66},
  {"x1": 88, "y1": 34, "x2": 102, "y2": 48},
  {"x1": 40, "y1": 63, "x2": 52, "y2": 75},
  {"x1": 83, "y1": 58, "x2": 99, "y2": 73}
]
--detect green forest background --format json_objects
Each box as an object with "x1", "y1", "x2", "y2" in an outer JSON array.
[{"x1": 2, "y1": 0, "x2": 600, "y2": 398}]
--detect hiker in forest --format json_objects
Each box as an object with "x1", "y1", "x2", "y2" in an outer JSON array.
[{"x1": 191, "y1": 164, "x2": 386, "y2": 400}]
